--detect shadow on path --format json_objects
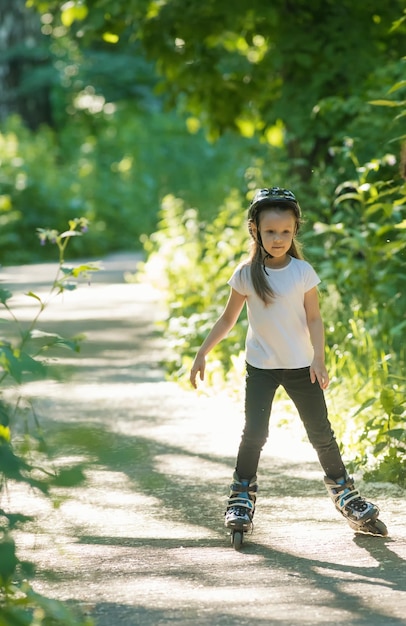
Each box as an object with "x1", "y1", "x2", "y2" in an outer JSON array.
[{"x1": 4, "y1": 254, "x2": 405, "y2": 626}]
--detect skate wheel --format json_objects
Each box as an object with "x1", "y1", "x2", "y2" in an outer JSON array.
[
  {"x1": 372, "y1": 519, "x2": 388, "y2": 537},
  {"x1": 355, "y1": 518, "x2": 388, "y2": 537},
  {"x1": 231, "y1": 530, "x2": 243, "y2": 550}
]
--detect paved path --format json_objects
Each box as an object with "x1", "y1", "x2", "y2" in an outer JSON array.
[{"x1": 2, "y1": 254, "x2": 406, "y2": 626}]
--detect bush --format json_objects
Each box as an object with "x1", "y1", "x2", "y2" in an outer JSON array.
[{"x1": 0, "y1": 219, "x2": 97, "y2": 625}]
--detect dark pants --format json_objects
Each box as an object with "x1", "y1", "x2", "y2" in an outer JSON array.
[{"x1": 235, "y1": 364, "x2": 346, "y2": 481}]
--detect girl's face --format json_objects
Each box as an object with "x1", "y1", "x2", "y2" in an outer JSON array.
[{"x1": 255, "y1": 208, "x2": 296, "y2": 266}]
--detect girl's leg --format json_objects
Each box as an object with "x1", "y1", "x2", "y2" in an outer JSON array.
[
  {"x1": 282, "y1": 368, "x2": 346, "y2": 479},
  {"x1": 225, "y1": 365, "x2": 279, "y2": 530},
  {"x1": 276, "y1": 369, "x2": 387, "y2": 536},
  {"x1": 235, "y1": 364, "x2": 280, "y2": 479}
]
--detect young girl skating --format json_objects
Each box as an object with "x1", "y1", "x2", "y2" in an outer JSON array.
[{"x1": 190, "y1": 187, "x2": 387, "y2": 544}]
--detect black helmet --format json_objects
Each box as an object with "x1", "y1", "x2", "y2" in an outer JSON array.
[{"x1": 248, "y1": 187, "x2": 301, "y2": 223}]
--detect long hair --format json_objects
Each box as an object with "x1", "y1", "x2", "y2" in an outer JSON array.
[{"x1": 247, "y1": 201, "x2": 304, "y2": 305}]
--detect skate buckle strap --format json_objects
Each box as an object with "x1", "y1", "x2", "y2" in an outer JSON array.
[
  {"x1": 227, "y1": 495, "x2": 255, "y2": 512},
  {"x1": 336, "y1": 486, "x2": 362, "y2": 510}
]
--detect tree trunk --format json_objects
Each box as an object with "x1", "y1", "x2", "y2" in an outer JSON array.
[{"x1": 0, "y1": 0, "x2": 53, "y2": 128}]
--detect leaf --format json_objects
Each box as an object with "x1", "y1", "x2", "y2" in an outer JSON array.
[
  {"x1": 0, "y1": 424, "x2": 11, "y2": 442},
  {"x1": 55, "y1": 281, "x2": 77, "y2": 293},
  {"x1": 20, "y1": 352, "x2": 47, "y2": 377},
  {"x1": 25, "y1": 291, "x2": 44, "y2": 305},
  {"x1": 364, "y1": 415, "x2": 379, "y2": 429},
  {"x1": 380, "y1": 388, "x2": 395, "y2": 415},
  {"x1": 61, "y1": 262, "x2": 101, "y2": 276},
  {"x1": 70, "y1": 262, "x2": 102, "y2": 277},
  {"x1": 30, "y1": 329, "x2": 58, "y2": 339},
  {"x1": 373, "y1": 441, "x2": 388, "y2": 455},
  {"x1": 0, "y1": 288, "x2": 12, "y2": 305},
  {"x1": 0, "y1": 345, "x2": 23, "y2": 383},
  {"x1": 26, "y1": 585, "x2": 93, "y2": 625},
  {"x1": 0, "y1": 535, "x2": 17, "y2": 583},
  {"x1": 333, "y1": 192, "x2": 361, "y2": 206},
  {"x1": 352, "y1": 397, "x2": 376, "y2": 417},
  {"x1": 62, "y1": 282, "x2": 78, "y2": 291},
  {"x1": 386, "y1": 428, "x2": 406, "y2": 442},
  {"x1": 390, "y1": 15, "x2": 406, "y2": 32},
  {"x1": 0, "y1": 345, "x2": 47, "y2": 383},
  {"x1": 0, "y1": 445, "x2": 27, "y2": 480},
  {"x1": 368, "y1": 99, "x2": 403, "y2": 107},
  {"x1": 30, "y1": 329, "x2": 84, "y2": 352},
  {"x1": 388, "y1": 80, "x2": 406, "y2": 94}
]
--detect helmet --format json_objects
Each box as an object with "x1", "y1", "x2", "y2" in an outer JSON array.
[{"x1": 248, "y1": 187, "x2": 301, "y2": 222}]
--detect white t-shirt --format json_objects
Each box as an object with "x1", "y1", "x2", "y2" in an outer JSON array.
[{"x1": 228, "y1": 256, "x2": 320, "y2": 369}]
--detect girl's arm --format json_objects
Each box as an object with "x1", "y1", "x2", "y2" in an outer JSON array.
[
  {"x1": 190, "y1": 287, "x2": 246, "y2": 388},
  {"x1": 304, "y1": 286, "x2": 329, "y2": 390}
]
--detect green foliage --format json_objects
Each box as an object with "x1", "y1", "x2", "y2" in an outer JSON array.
[
  {"x1": 0, "y1": 220, "x2": 96, "y2": 387},
  {"x1": 141, "y1": 193, "x2": 249, "y2": 382},
  {"x1": 5, "y1": 2, "x2": 406, "y2": 269},
  {"x1": 324, "y1": 306, "x2": 405, "y2": 484},
  {"x1": 0, "y1": 221, "x2": 95, "y2": 625},
  {"x1": 304, "y1": 63, "x2": 406, "y2": 486},
  {"x1": 309, "y1": 153, "x2": 406, "y2": 345},
  {"x1": 360, "y1": 385, "x2": 406, "y2": 478},
  {"x1": 0, "y1": 582, "x2": 94, "y2": 626},
  {"x1": 28, "y1": 0, "x2": 406, "y2": 172},
  {"x1": 0, "y1": 108, "x2": 266, "y2": 264}
]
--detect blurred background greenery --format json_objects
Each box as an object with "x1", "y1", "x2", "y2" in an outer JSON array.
[{"x1": 1, "y1": 0, "x2": 405, "y2": 481}]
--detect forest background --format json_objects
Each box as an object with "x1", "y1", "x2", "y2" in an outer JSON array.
[
  {"x1": 0, "y1": 1, "x2": 405, "y2": 622},
  {"x1": 1, "y1": 1, "x2": 406, "y2": 487}
]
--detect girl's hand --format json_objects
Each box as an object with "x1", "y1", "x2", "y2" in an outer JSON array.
[
  {"x1": 188, "y1": 288, "x2": 245, "y2": 390},
  {"x1": 190, "y1": 354, "x2": 206, "y2": 389},
  {"x1": 310, "y1": 358, "x2": 329, "y2": 390}
]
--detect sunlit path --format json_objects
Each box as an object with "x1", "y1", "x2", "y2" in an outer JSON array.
[{"x1": 2, "y1": 254, "x2": 405, "y2": 626}]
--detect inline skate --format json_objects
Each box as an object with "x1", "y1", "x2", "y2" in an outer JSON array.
[
  {"x1": 224, "y1": 472, "x2": 257, "y2": 550},
  {"x1": 324, "y1": 474, "x2": 388, "y2": 536}
]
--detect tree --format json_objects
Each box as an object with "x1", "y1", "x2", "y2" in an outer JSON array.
[{"x1": 28, "y1": 0, "x2": 406, "y2": 177}]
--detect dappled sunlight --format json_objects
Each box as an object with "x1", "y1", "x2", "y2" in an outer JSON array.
[
  {"x1": 6, "y1": 282, "x2": 162, "y2": 321},
  {"x1": 4, "y1": 255, "x2": 405, "y2": 626},
  {"x1": 60, "y1": 471, "x2": 214, "y2": 542},
  {"x1": 154, "y1": 453, "x2": 232, "y2": 484}
]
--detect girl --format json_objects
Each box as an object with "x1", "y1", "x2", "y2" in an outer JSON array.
[{"x1": 190, "y1": 187, "x2": 387, "y2": 537}]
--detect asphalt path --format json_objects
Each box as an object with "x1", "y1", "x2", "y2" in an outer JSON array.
[{"x1": 2, "y1": 253, "x2": 406, "y2": 626}]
